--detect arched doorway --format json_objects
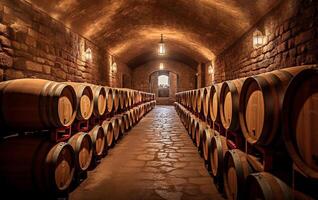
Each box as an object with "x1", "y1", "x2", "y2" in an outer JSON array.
[{"x1": 149, "y1": 70, "x2": 178, "y2": 105}]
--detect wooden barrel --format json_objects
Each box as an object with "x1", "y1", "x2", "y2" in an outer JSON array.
[
  {"x1": 123, "y1": 113, "x2": 131, "y2": 130},
  {"x1": 196, "y1": 88, "x2": 204, "y2": 114},
  {"x1": 209, "y1": 83, "x2": 222, "y2": 122},
  {"x1": 118, "y1": 89, "x2": 126, "y2": 111},
  {"x1": 126, "y1": 110, "x2": 133, "y2": 128},
  {"x1": 239, "y1": 66, "x2": 309, "y2": 146},
  {"x1": 210, "y1": 134, "x2": 227, "y2": 185},
  {"x1": 202, "y1": 87, "x2": 211, "y2": 120},
  {"x1": 185, "y1": 112, "x2": 191, "y2": 131},
  {"x1": 134, "y1": 108, "x2": 140, "y2": 122},
  {"x1": 66, "y1": 82, "x2": 94, "y2": 120},
  {"x1": 127, "y1": 90, "x2": 133, "y2": 108},
  {"x1": 88, "y1": 125, "x2": 105, "y2": 157},
  {"x1": 220, "y1": 78, "x2": 245, "y2": 131},
  {"x1": 117, "y1": 115, "x2": 126, "y2": 136},
  {"x1": 195, "y1": 121, "x2": 208, "y2": 151},
  {"x1": 105, "y1": 87, "x2": 114, "y2": 113},
  {"x1": 191, "y1": 90, "x2": 197, "y2": 112},
  {"x1": 0, "y1": 79, "x2": 77, "y2": 131},
  {"x1": 202, "y1": 128, "x2": 214, "y2": 164},
  {"x1": 283, "y1": 67, "x2": 318, "y2": 178},
  {"x1": 68, "y1": 132, "x2": 93, "y2": 172},
  {"x1": 224, "y1": 149, "x2": 253, "y2": 200},
  {"x1": 111, "y1": 117, "x2": 120, "y2": 141},
  {"x1": 189, "y1": 116, "x2": 196, "y2": 137},
  {"x1": 89, "y1": 84, "x2": 107, "y2": 117},
  {"x1": 129, "y1": 109, "x2": 136, "y2": 125},
  {"x1": 246, "y1": 172, "x2": 292, "y2": 200},
  {"x1": 0, "y1": 137, "x2": 75, "y2": 194},
  {"x1": 101, "y1": 120, "x2": 114, "y2": 148},
  {"x1": 112, "y1": 88, "x2": 120, "y2": 112},
  {"x1": 191, "y1": 118, "x2": 199, "y2": 141},
  {"x1": 123, "y1": 90, "x2": 129, "y2": 109}
]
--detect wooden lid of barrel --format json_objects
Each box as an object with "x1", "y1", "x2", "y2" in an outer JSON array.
[
  {"x1": 118, "y1": 89, "x2": 125, "y2": 110},
  {"x1": 68, "y1": 132, "x2": 93, "y2": 171},
  {"x1": 196, "y1": 88, "x2": 203, "y2": 114},
  {"x1": 101, "y1": 120, "x2": 114, "y2": 147},
  {"x1": 105, "y1": 87, "x2": 114, "y2": 113},
  {"x1": 89, "y1": 85, "x2": 107, "y2": 117},
  {"x1": 220, "y1": 78, "x2": 245, "y2": 131},
  {"x1": 209, "y1": 83, "x2": 222, "y2": 122},
  {"x1": 0, "y1": 79, "x2": 77, "y2": 131},
  {"x1": 66, "y1": 82, "x2": 94, "y2": 120},
  {"x1": 210, "y1": 135, "x2": 227, "y2": 178},
  {"x1": 195, "y1": 121, "x2": 207, "y2": 149},
  {"x1": 202, "y1": 128, "x2": 213, "y2": 163},
  {"x1": 88, "y1": 125, "x2": 105, "y2": 156},
  {"x1": 246, "y1": 172, "x2": 292, "y2": 200},
  {"x1": 283, "y1": 67, "x2": 318, "y2": 178},
  {"x1": 191, "y1": 118, "x2": 199, "y2": 141},
  {"x1": 191, "y1": 90, "x2": 197, "y2": 112},
  {"x1": 202, "y1": 87, "x2": 211, "y2": 120},
  {"x1": 112, "y1": 88, "x2": 120, "y2": 112}
]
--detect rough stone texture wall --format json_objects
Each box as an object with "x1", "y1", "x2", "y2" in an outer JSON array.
[
  {"x1": 132, "y1": 60, "x2": 196, "y2": 104},
  {"x1": 205, "y1": 0, "x2": 318, "y2": 85},
  {"x1": 0, "y1": 0, "x2": 131, "y2": 88},
  {"x1": 103, "y1": 53, "x2": 132, "y2": 88}
]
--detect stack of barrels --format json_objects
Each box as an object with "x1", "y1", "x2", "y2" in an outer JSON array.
[
  {"x1": 175, "y1": 65, "x2": 318, "y2": 200},
  {"x1": 0, "y1": 78, "x2": 156, "y2": 198}
]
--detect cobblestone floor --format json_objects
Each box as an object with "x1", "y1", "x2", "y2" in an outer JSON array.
[{"x1": 69, "y1": 106, "x2": 225, "y2": 200}]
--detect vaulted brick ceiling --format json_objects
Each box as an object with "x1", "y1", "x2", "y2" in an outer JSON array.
[{"x1": 26, "y1": 0, "x2": 280, "y2": 68}]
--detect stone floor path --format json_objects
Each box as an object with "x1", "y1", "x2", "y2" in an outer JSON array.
[{"x1": 70, "y1": 106, "x2": 225, "y2": 200}]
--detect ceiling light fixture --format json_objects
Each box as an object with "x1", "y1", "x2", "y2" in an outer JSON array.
[
  {"x1": 158, "y1": 34, "x2": 166, "y2": 56},
  {"x1": 159, "y1": 63, "x2": 164, "y2": 70}
]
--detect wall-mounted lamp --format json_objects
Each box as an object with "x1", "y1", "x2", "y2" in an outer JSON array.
[
  {"x1": 208, "y1": 65, "x2": 214, "y2": 74},
  {"x1": 111, "y1": 62, "x2": 117, "y2": 73},
  {"x1": 85, "y1": 48, "x2": 92, "y2": 62},
  {"x1": 159, "y1": 63, "x2": 164, "y2": 70},
  {"x1": 158, "y1": 34, "x2": 166, "y2": 56},
  {"x1": 253, "y1": 29, "x2": 265, "y2": 48}
]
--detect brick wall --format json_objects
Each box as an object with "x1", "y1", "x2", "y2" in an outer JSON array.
[
  {"x1": 132, "y1": 60, "x2": 196, "y2": 104},
  {"x1": 0, "y1": 0, "x2": 131, "y2": 88},
  {"x1": 205, "y1": 0, "x2": 318, "y2": 85}
]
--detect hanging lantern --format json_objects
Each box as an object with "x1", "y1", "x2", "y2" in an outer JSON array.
[
  {"x1": 159, "y1": 63, "x2": 164, "y2": 70},
  {"x1": 158, "y1": 34, "x2": 166, "y2": 55}
]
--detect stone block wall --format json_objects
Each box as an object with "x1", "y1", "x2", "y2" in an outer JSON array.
[
  {"x1": 205, "y1": 0, "x2": 318, "y2": 85},
  {"x1": 0, "y1": 0, "x2": 131, "y2": 88}
]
